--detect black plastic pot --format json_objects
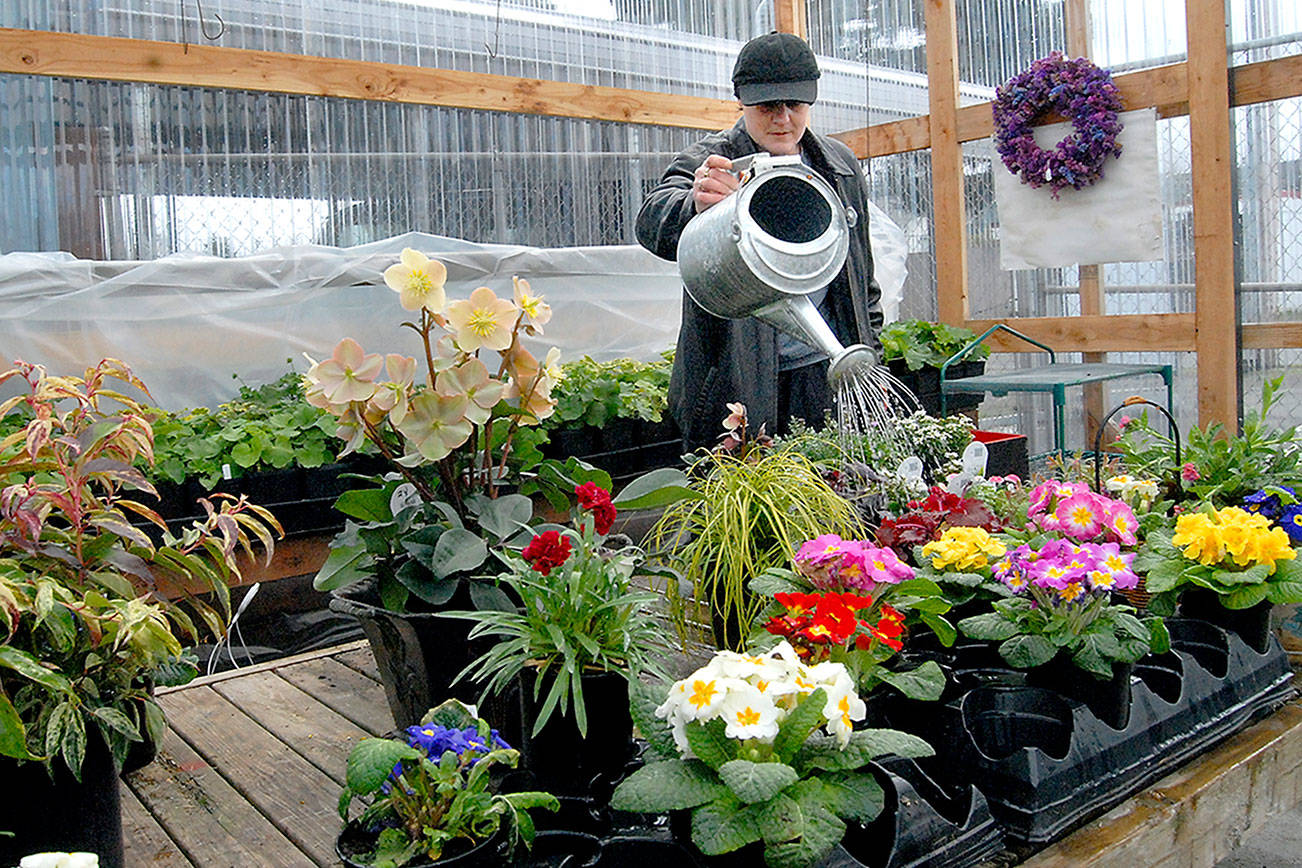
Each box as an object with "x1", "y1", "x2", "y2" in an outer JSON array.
[
  {"x1": 328, "y1": 582, "x2": 494, "y2": 730},
  {"x1": 1178, "y1": 587, "x2": 1273, "y2": 654},
  {"x1": 518, "y1": 670, "x2": 635, "y2": 796},
  {"x1": 887, "y1": 359, "x2": 986, "y2": 417},
  {"x1": 1026, "y1": 652, "x2": 1135, "y2": 730},
  {"x1": 337, "y1": 820, "x2": 506, "y2": 867},
  {"x1": 516, "y1": 830, "x2": 601, "y2": 868},
  {"x1": 0, "y1": 732, "x2": 125, "y2": 868}
]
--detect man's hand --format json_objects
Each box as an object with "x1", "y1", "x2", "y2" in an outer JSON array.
[{"x1": 692, "y1": 154, "x2": 740, "y2": 213}]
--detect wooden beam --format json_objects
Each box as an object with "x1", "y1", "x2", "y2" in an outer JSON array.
[
  {"x1": 1186, "y1": 0, "x2": 1239, "y2": 428},
  {"x1": 924, "y1": 0, "x2": 968, "y2": 326},
  {"x1": 0, "y1": 27, "x2": 739, "y2": 131},
  {"x1": 964, "y1": 314, "x2": 1196, "y2": 354},
  {"x1": 1232, "y1": 52, "x2": 1302, "y2": 106},
  {"x1": 1242, "y1": 322, "x2": 1302, "y2": 350}
]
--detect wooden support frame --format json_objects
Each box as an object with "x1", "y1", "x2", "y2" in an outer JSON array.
[
  {"x1": 1186, "y1": 0, "x2": 1241, "y2": 428},
  {"x1": 923, "y1": 0, "x2": 968, "y2": 327}
]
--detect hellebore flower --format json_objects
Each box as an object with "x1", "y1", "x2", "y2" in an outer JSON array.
[
  {"x1": 308, "y1": 338, "x2": 383, "y2": 404},
  {"x1": 395, "y1": 391, "x2": 472, "y2": 462},
  {"x1": 445, "y1": 286, "x2": 519, "y2": 352},
  {"x1": 384, "y1": 247, "x2": 448, "y2": 314},
  {"x1": 513, "y1": 276, "x2": 552, "y2": 332},
  {"x1": 436, "y1": 358, "x2": 506, "y2": 426}
]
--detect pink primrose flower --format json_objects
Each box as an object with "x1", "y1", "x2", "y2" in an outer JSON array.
[{"x1": 1181, "y1": 462, "x2": 1201, "y2": 482}]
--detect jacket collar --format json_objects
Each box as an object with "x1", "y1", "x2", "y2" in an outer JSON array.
[{"x1": 728, "y1": 118, "x2": 858, "y2": 177}]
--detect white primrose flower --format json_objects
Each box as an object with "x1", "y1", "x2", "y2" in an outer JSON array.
[{"x1": 717, "y1": 683, "x2": 781, "y2": 742}]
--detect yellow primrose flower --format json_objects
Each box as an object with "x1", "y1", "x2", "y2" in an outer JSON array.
[
  {"x1": 445, "y1": 286, "x2": 519, "y2": 352},
  {"x1": 513, "y1": 276, "x2": 552, "y2": 331},
  {"x1": 383, "y1": 248, "x2": 447, "y2": 314},
  {"x1": 1173, "y1": 513, "x2": 1222, "y2": 566},
  {"x1": 923, "y1": 526, "x2": 1006, "y2": 572}
]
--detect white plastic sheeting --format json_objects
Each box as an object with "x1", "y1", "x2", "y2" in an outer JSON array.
[
  {"x1": 0, "y1": 211, "x2": 908, "y2": 410},
  {"x1": 0, "y1": 233, "x2": 682, "y2": 409}
]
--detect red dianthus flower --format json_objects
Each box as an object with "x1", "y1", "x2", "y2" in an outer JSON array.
[
  {"x1": 575, "y1": 482, "x2": 617, "y2": 534},
  {"x1": 521, "y1": 530, "x2": 572, "y2": 576}
]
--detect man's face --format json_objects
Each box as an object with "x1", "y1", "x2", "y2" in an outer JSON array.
[{"x1": 740, "y1": 100, "x2": 812, "y2": 156}]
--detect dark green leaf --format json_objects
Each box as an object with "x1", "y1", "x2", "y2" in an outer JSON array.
[
  {"x1": 346, "y1": 738, "x2": 421, "y2": 795},
  {"x1": 820, "y1": 770, "x2": 885, "y2": 823},
  {"x1": 1224, "y1": 583, "x2": 1271, "y2": 610},
  {"x1": 999, "y1": 634, "x2": 1057, "y2": 669},
  {"x1": 612, "y1": 468, "x2": 700, "y2": 510},
  {"x1": 958, "y1": 613, "x2": 1020, "y2": 642},
  {"x1": 629, "y1": 680, "x2": 679, "y2": 761},
  {"x1": 762, "y1": 780, "x2": 846, "y2": 868},
  {"x1": 609, "y1": 760, "x2": 729, "y2": 812},
  {"x1": 773, "y1": 688, "x2": 827, "y2": 765},
  {"x1": 311, "y1": 543, "x2": 371, "y2": 592},
  {"x1": 333, "y1": 487, "x2": 395, "y2": 523},
  {"x1": 878, "y1": 661, "x2": 946, "y2": 701},
  {"x1": 717, "y1": 759, "x2": 798, "y2": 804},
  {"x1": 685, "y1": 718, "x2": 734, "y2": 771},
  {"x1": 0, "y1": 694, "x2": 31, "y2": 760},
  {"x1": 691, "y1": 794, "x2": 763, "y2": 855}
]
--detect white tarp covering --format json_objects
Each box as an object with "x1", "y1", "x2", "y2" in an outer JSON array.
[
  {"x1": 995, "y1": 108, "x2": 1164, "y2": 270},
  {"x1": 0, "y1": 233, "x2": 683, "y2": 409},
  {"x1": 0, "y1": 211, "x2": 909, "y2": 410}
]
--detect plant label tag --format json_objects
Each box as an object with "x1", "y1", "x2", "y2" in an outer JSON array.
[
  {"x1": 390, "y1": 483, "x2": 421, "y2": 515},
  {"x1": 222, "y1": 463, "x2": 233, "y2": 480}
]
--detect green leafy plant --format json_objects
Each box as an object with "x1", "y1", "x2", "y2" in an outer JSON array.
[
  {"x1": 1115, "y1": 376, "x2": 1302, "y2": 507},
  {"x1": 449, "y1": 483, "x2": 672, "y2": 736},
  {"x1": 610, "y1": 647, "x2": 934, "y2": 867},
  {"x1": 148, "y1": 371, "x2": 339, "y2": 489},
  {"x1": 337, "y1": 699, "x2": 557, "y2": 868},
  {"x1": 545, "y1": 351, "x2": 673, "y2": 428},
  {"x1": 0, "y1": 359, "x2": 282, "y2": 776},
  {"x1": 879, "y1": 320, "x2": 990, "y2": 371}
]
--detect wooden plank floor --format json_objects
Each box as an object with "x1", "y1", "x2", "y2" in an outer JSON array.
[{"x1": 122, "y1": 640, "x2": 393, "y2": 867}]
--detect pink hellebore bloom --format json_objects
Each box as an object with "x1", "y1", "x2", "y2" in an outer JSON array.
[
  {"x1": 1181, "y1": 462, "x2": 1201, "y2": 482},
  {"x1": 384, "y1": 248, "x2": 448, "y2": 314},
  {"x1": 513, "y1": 276, "x2": 552, "y2": 332},
  {"x1": 722, "y1": 402, "x2": 747, "y2": 433},
  {"x1": 436, "y1": 358, "x2": 506, "y2": 426},
  {"x1": 309, "y1": 338, "x2": 383, "y2": 404},
  {"x1": 333, "y1": 404, "x2": 368, "y2": 457},
  {"x1": 396, "y1": 392, "x2": 472, "y2": 462},
  {"x1": 369, "y1": 354, "x2": 418, "y2": 426},
  {"x1": 444, "y1": 286, "x2": 519, "y2": 353}
]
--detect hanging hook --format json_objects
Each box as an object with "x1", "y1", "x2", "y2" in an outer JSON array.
[
  {"x1": 195, "y1": 0, "x2": 227, "y2": 41},
  {"x1": 484, "y1": 0, "x2": 503, "y2": 59}
]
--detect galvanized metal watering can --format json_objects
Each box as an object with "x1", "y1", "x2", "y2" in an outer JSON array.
[{"x1": 677, "y1": 153, "x2": 879, "y2": 383}]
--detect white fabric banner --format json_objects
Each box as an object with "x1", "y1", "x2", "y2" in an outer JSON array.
[{"x1": 995, "y1": 108, "x2": 1163, "y2": 270}]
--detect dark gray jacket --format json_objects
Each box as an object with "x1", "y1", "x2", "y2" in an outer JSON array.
[{"x1": 635, "y1": 119, "x2": 885, "y2": 450}]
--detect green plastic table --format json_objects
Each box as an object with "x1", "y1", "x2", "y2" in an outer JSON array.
[{"x1": 939, "y1": 324, "x2": 1174, "y2": 457}]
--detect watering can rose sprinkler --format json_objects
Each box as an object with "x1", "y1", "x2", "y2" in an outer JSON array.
[{"x1": 676, "y1": 153, "x2": 919, "y2": 438}]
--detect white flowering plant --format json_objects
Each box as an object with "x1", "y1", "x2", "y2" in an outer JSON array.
[
  {"x1": 309, "y1": 249, "x2": 610, "y2": 612},
  {"x1": 610, "y1": 641, "x2": 933, "y2": 867}
]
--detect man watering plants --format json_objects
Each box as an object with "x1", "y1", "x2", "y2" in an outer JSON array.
[{"x1": 635, "y1": 31, "x2": 885, "y2": 452}]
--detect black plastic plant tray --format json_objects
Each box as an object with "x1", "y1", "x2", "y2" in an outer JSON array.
[
  {"x1": 528, "y1": 756, "x2": 1002, "y2": 868},
  {"x1": 889, "y1": 619, "x2": 1295, "y2": 844}
]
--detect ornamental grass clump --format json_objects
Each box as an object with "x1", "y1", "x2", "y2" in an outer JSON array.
[
  {"x1": 610, "y1": 642, "x2": 933, "y2": 867},
  {"x1": 1134, "y1": 504, "x2": 1302, "y2": 615},
  {"x1": 338, "y1": 699, "x2": 557, "y2": 868}
]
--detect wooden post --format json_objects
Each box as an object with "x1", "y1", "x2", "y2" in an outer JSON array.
[
  {"x1": 1066, "y1": 0, "x2": 1108, "y2": 445},
  {"x1": 773, "y1": 0, "x2": 807, "y2": 38},
  {"x1": 925, "y1": 0, "x2": 968, "y2": 326},
  {"x1": 1186, "y1": 0, "x2": 1240, "y2": 429}
]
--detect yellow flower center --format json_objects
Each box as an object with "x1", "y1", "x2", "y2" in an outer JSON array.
[
  {"x1": 466, "y1": 309, "x2": 501, "y2": 337},
  {"x1": 735, "y1": 707, "x2": 761, "y2": 726},
  {"x1": 1059, "y1": 582, "x2": 1085, "y2": 602},
  {"x1": 408, "y1": 271, "x2": 434, "y2": 297},
  {"x1": 688, "y1": 679, "x2": 719, "y2": 709},
  {"x1": 1070, "y1": 506, "x2": 1093, "y2": 526}
]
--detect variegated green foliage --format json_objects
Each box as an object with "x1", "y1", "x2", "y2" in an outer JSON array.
[{"x1": 0, "y1": 359, "x2": 282, "y2": 778}]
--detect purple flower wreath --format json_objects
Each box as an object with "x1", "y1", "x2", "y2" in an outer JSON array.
[{"x1": 993, "y1": 51, "x2": 1124, "y2": 198}]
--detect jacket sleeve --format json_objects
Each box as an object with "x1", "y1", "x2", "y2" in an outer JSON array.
[{"x1": 634, "y1": 146, "x2": 709, "y2": 262}]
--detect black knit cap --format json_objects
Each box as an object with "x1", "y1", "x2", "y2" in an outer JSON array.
[{"x1": 732, "y1": 32, "x2": 820, "y2": 105}]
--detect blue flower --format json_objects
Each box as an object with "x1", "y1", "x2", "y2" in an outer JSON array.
[
  {"x1": 1244, "y1": 486, "x2": 1296, "y2": 522},
  {"x1": 1279, "y1": 505, "x2": 1302, "y2": 544}
]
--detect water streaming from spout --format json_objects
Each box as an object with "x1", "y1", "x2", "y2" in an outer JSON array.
[{"x1": 832, "y1": 360, "x2": 923, "y2": 466}]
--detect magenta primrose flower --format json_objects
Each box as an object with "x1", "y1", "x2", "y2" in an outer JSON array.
[
  {"x1": 1028, "y1": 482, "x2": 1138, "y2": 545},
  {"x1": 996, "y1": 540, "x2": 1137, "y2": 603},
  {"x1": 795, "y1": 536, "x2": 913, "y2": 592}
]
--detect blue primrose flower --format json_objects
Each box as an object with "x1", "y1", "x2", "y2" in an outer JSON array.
[
  {"x1": 404, "y1": 724, "x2": 511, "y2": 763},
  {"x1": 1279, "y1": 504, "x2": 1302, "y2": 544},
  {"x1": 1244, "y1": 486, "x2": 1296, "y2": 522}
]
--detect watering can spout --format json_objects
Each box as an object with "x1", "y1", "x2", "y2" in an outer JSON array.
[{"x1": 752, "y1": 295, "x2": 879, "y2": 385}]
